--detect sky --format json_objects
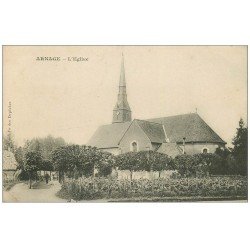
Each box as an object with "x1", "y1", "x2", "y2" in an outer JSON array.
[{"x1": 3, "y1": 46, "x2": 247, "y2": 147}]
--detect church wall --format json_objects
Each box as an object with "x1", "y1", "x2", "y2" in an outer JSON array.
[
  {"x1": 178, "y1": 142, "x2": 224, "y2": 155},
  {"x1": 119, "y1": 121, "x2": 152, "y2": 153}
]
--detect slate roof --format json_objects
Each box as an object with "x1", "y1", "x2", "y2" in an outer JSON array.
[
  {"x1": 156, "y1": 142, "x2": 182, "y2": 158},
  {"x1": 147, "y1": 113, "x2": 226, "y2": 144},
  {"x1": 88, "y1": 113, "x2": 226, "y2": 149},
  {"x1": 88, "y1": 121, "x2": 131, "y2": 149},
  {"x1": 135, "y1": 120, "x2": 166, "y2": 143}
]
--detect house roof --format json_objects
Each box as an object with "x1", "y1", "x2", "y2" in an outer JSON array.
[
  {"x1": 88, "y1": 121, "x2": 131, "y2": 149},
  {"x1": 135, "y1": 120, "x2": 166, "y2": 143},
  {"x1": 156, "y1": 142, "x2": 182, "y2": 158},
  {"x1": 3, "y1": 150, "x2": 18, "y2": 170},
  {"x1": 147, "y1": 113, "x2": 226, "y2": 144}
]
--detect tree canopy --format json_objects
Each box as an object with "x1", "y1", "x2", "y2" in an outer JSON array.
[
  {"x1": 115, "y1": 151, "x2": 174, "y2": 179},
  {"x1": 52, "y1": 145, "x2": 114, "y2": 178},
  {"x1": 24, "y1": 151, "x2": 43, "y2": 188},
  {"x1": 231, "y1": 118, "x2": 248, "y2": 175},
  {"x1": 24, "y1": 135, "x2": 66, "y2": 161},
  {"x1": 25, "y1": 151, "x2": 43, "y2": 171}
]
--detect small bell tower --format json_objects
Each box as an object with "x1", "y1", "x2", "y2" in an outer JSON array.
[{"x1": 112, "y1": 54, "x2": 132, "y2": 123}]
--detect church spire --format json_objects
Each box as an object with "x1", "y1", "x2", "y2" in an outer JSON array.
[
  {"x1": 112, "y1": 54, "x2": 132, "y2": 123},
  {"x1": 119, "y1": 53, "x2": 126, "y2": 87}
]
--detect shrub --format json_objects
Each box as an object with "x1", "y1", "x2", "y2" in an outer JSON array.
[
  {"x1": 174, "y1": 153, "x2": 223, "y2": 177},
  {"x1": 95, "y1": 151, "x2": 115, "y2": 177},
  {"x1": 57, "y1": 176, "x2": 247, "y2": 201},
  {"x1": 174, "y1": 154, "x2": 196, "y2": 177}
]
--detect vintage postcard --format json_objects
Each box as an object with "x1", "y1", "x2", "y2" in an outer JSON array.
[{"x1": 2, "y1": 45, "x2": 248, "y2": 202}]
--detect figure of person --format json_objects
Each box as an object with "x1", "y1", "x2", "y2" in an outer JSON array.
[{"x1": 45, "y1": 173, "x2": 50, "y2": 184}]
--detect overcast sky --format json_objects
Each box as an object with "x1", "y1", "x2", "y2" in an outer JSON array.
[{"x1": 3, "y1": 46, "x2": 247, "y2": 147}]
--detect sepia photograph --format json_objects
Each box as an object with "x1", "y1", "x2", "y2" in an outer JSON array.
[{"x1": 2, "y1": 45, "x2": 248, "y2": 202}]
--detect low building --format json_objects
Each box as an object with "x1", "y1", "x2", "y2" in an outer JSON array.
[{"x1": 3, "y1": 150, "x2": 18, "y2": 181}]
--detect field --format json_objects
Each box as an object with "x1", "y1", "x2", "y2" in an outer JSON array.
[{"x1": 57, "y1": 175, "x2": 247, "y2": 202}]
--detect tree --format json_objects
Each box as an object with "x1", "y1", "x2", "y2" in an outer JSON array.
[
  {"x1": 174, "y1": 154, "x2": 196, "y2": 177},
  {"x1": 25, "y1": 135, "x2": 66, "y2": 161},
  {"x1": 25, "y1": 151, "x2": 43, "y2": 188},
  {"x1": 41, "y1": 160, "x2": 53, "y2": 171},
  {"x1": 14, "y1": 146, "x2": 25, "y2": 169},
  {"x1": 149, "y1": 152, "x2": 173, "y2": 177},
  {"x1": 40, "y1": 160, "x2": 54, "y2": 179},
  {"x1": 173, "y1": 153, "x2": 223, "y2": 177},
  {"x1": 193, "y1": 153, "x2": 222, "y2": 177},
  {"x1": 116, "y1": 152, "x2": 143, "y2": 180},
  {"x1": 214, "y1": 147, "x2": 238, "y2": 175},
  {"x1": 52, "y1": 146, "x2": 70, "y2": 183},
  {"x1": 231, "y1": 118, "x2": 248, "y2": 175},
  {"x1": 116, "y1": 151, "x2": 174, "y2": 179},
  {"x1": 52, "y1": 145, "x2": 103, "y2": 182}
]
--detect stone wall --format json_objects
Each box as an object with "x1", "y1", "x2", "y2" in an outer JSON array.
[{"x1": 116, "y1": 170, "x2": 176, "y2": 180}]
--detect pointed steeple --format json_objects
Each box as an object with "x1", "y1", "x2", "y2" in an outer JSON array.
[
  {"x1": 112, "y1": 54, "x2": 132, "y2": 123},
  {"x1": 119, "y1": 53, "x2": 126, "y2": 87}
]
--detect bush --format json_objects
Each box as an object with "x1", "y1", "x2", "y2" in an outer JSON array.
[
  {"x1": 214, "y1": 147, "x2": 242, "y2": 175},
  {"x1": 96, "y1": 151, "x2": 115, "y2": 177},
  {"x1": 57, "y1": 176, "x2": 247, "y2": 201},
  {"x1": 174, "y1": 153, "x2": 224, "y2": 177}
]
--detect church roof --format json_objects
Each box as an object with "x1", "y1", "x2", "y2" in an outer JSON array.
[
  {"x1": 136, "y1": 120, "x2": 166, "y2": 143},
  {"x1": 88, "y1": 113, "x2": 226, "y2": 149},
  {"x1": 88, "y1": 121, "x2": 131, "y2": 149},
  {"x1": 156, "y1": 142, "x2": 182, "y2": 158},
  {"x1": 147, "y1": 113, "x2": 226, "y2": 144}
]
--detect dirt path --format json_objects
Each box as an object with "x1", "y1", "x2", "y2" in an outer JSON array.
[{"x1": 3, "y1": 181, "x2": 66, "y2": 203}]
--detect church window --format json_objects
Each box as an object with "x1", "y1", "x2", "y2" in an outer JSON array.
[
  {"x1": 202, "y1": 147, "x2": 209, "y2": 154},
  {"x1": 131, "y1": 141, "x2": 138, "y2": 152}
]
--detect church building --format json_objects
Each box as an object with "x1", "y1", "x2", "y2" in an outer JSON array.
[{"x1": 88, "y1": 56, "x2": 226, "y2": 157}]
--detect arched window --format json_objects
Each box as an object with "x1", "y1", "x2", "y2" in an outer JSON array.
[
  {"x1": 202, "y1": 148, "x2": 208, "y2": 154},
  {"x1": 131, "y1": 141, "x2": 138, "y2": 152}
]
